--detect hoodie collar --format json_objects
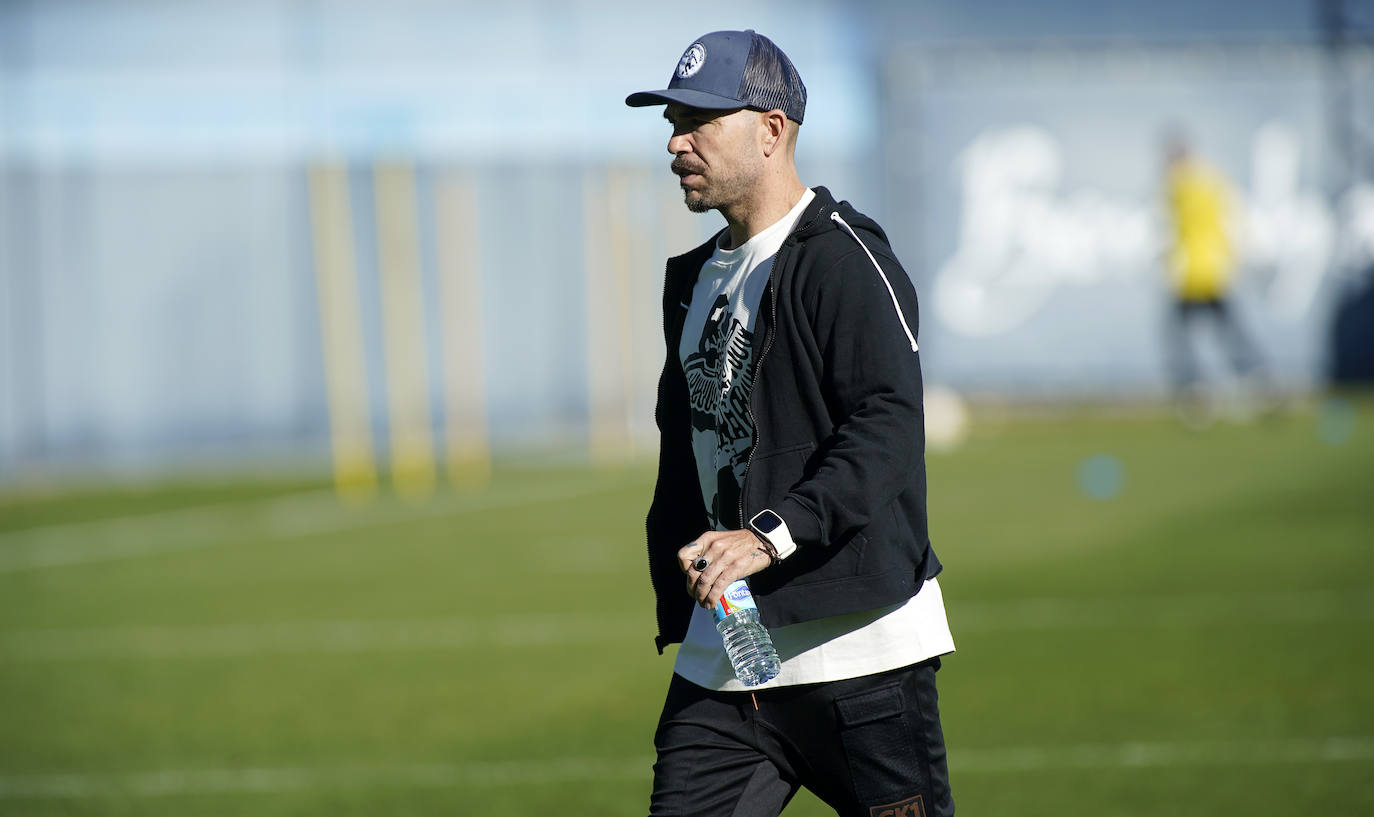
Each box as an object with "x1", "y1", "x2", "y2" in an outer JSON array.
[{"x1": 791, "y1": 185, "x2": 839, "y2": 238}]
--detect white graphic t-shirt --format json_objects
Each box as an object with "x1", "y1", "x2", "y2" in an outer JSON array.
[
  {"x1": 672, "y1": 189, "x2": 955, "y2": 691},
  {"x1": 678, "y1": 191, "x2": 813, "y2": 530}
]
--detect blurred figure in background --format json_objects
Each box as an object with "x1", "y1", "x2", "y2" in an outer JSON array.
[{"x1": 1162, "y1": 132, "x2": 1269, "y2": 426}]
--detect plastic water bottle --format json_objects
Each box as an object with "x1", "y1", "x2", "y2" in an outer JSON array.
[{"x1": 711, "y1": 579, "x2": 781, "y2": 686}]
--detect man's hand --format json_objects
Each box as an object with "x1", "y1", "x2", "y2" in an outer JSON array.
[{"x1": 678, "y1": 529, "x2": 773, "y2": 609}]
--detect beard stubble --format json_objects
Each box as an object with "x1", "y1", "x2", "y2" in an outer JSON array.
[{"x1": 672, "y1": 155, "x2": 759, "y2": 215}]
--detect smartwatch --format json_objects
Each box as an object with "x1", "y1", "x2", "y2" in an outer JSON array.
[{"x1": 749, "y1": 509, "x2": 798, "y2": 562}]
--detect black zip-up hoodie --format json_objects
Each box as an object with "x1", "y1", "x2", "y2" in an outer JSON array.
[{"x1": 646, "y1": 187, "x2": 942, "y2": 653}]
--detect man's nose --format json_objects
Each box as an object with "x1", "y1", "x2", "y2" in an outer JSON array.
[{"x1": 667, "y1": 132, "x2": 690, "y2": 156}]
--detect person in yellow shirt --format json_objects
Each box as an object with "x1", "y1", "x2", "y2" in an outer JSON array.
[{"x1": 1162, "y1": 135, "x2": 1266, "y2": 420}]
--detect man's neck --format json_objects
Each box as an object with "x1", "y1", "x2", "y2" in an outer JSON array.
[{"x1": 721, "y1": 176, "x2": 809, "y2": 250}]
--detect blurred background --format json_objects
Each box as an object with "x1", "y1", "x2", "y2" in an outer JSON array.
[
  {"x1": 3, "y1": 0, "x2": 1372, "y2": 482},
  {"x1": 1, "y1": 2, "x2": 1372, "y2": 816}
]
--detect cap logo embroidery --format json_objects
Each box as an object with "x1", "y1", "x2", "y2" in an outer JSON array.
[{"x1": 676, "y1": 43, "x2": 706, "y2": 79}]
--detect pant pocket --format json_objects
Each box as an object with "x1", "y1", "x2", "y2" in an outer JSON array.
[{"x1": 834, "y1": 681, "x2": 925, "y2": 804}]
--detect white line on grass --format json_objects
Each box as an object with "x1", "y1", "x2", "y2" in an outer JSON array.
[
  {"x1": 0, "y1": 479, "x2": 620, "y2": 574},
  {"x1": 0, "y1": 757, "x2": 653, "y2": 799},
  {"x1": 1, "y1": 737, "x2": 1370, "y2": 799},
  {"x1": 954, "y1": 588, "x2": 1374, "y2": 631},
  {"x1": 0, "y1": 612, "x2": 644, "y2": 661},
  {"x1": 2, "y1": 589, "x2": 1369, "y2": 662},
  {"x1": 955, "y1": 735, "x2": 1374, "y2": 773}
]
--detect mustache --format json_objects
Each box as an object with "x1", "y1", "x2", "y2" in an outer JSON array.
[{"x1": 671, "y1": 157, "x2": 706, "y2": 177}]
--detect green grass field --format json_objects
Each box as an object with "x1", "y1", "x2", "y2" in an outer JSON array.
[{"x1": 2, "y1": 398, "x2": 1372, "y2": 816}]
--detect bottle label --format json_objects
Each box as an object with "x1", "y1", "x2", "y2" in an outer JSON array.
[{"x1": 711, "y1": 579, "x2": 757, "y2": 623}]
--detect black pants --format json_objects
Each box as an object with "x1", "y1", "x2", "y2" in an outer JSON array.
[
  {"x1": 1166, "y1": 296, "x2": 1264, "y2": 389},
  {"x1": 649, "y1": 658, "x2": 953, "y2": 817}
]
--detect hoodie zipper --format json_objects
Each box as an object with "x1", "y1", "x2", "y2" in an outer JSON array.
[
  {"x1": 736, "y1": 203, "x2": 825, "y2": 532},
  {"x1": 737, "y1": 203, "x2": 825, "y2": 531},
  {"x1": 736, "y1": 237, "x2": 791, "y2": 534}
]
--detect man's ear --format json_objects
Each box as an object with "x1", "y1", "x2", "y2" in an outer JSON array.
[{"x1": 759, "y1": 110, "x2": 788, "y2": 158}]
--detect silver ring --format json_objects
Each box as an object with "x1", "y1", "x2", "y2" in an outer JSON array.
[{"x1": 692, "y1": 557, "x2": 709, "y2": 572}]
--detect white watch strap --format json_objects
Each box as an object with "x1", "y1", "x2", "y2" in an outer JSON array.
[{"x1": 751, "y1": 510, "x2": 798, "y2": 561}]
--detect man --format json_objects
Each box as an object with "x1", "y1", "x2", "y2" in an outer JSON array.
[
  {"x1": 1161, "y1": 133, "x2": 1267, "y2": 423},
  {"x1": 626, "y1": 30, "x2": 956, "y2": 817}
]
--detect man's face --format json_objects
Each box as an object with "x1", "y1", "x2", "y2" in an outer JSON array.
[{"x1": 664, "y1": 104, "x2": 763, "y2": 214}]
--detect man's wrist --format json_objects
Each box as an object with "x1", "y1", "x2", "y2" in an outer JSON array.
[{"x1": 748, "y1": 509, "x2": 798, "y2": 564}]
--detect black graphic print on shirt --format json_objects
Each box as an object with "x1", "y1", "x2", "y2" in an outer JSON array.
[{"x1": 682, "y1": 292, "x2": 756, "y2": 529}]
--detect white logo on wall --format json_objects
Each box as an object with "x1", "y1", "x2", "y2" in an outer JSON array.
[
  {"x1": 677, "y1": 43, "x2": 706, "y2": 79},
  {"x1": 933, "y1": 122, "x2": 1374, "y2": 337}
]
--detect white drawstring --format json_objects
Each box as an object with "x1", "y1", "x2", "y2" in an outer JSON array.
[{"x1": 829, "y1": 212, "x2": 919, "y2": 352}]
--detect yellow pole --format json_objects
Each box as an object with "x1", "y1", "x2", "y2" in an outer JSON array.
[
  {"x1": 374, "y1": 162, "x2": 437, "y2": 502},
  {"x1": 586, "y1": 167, "x2": 638, "y2": 464},
  {"x1": 584, "y1": 171, "x2": 622, "y2": 463},
  {"x1": 307, "y1": 163, "x2": 378, "y2": 504},
  {"x1": 607, "y1": 167, "x2": 638, "y2": 459},
  {"x1": 434, "y1": 172, "x2": 492, "y2": 490}
]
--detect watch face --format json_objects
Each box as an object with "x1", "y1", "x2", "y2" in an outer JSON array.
[{"x1": 754, "y1": 510, "x2": 783, "y2": 534}]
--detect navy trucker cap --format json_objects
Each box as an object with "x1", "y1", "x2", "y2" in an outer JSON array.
[{"x1": 626, "y1": 30, "x2": 807, "y2": 124}]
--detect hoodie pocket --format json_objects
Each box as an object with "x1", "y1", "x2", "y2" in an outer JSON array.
[{"x1": 748, "y1": 441, "x2": 816, "y2": 507}]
